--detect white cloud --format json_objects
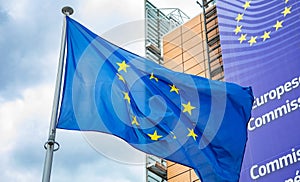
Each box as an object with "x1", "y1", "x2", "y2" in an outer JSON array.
[
  {"x1": 0, "y1": 84, "x2": 52, "y2": 152},
  {"x1": 0, "y1": 0, "x2": 200, "y2": 181},
  {"x1": 74, "y1": 0, "x2": 144, "y2": 36},
  {"x1": 0, "y1": 84, "x2": 53, "y2": 181}
]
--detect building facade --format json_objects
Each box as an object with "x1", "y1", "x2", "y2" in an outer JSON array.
[
  {"x1": 145, "y1": 0, "x2": 222, "y2": 181},
  {"x1": 144, "y1": 1, "x2": 190, "y2": 181},
  {"x1": 163, "y1": 5, "x2": 223, "y2": 81},
  {"x1": 162, "y1": 3, "x2": 222, "y2": 182}
]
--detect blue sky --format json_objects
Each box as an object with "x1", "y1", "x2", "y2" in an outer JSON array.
[{"x1": 0, "y1": 0, "x2": 200, "y2": 181}]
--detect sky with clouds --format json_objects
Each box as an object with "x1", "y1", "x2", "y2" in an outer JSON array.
[{"x1": 0, "y1": 0, "x2": 200, "y2": 181}]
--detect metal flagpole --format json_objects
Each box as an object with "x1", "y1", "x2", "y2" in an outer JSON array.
[{"x1": 42, "y1": 6, "x2": 73, "y2": 182}]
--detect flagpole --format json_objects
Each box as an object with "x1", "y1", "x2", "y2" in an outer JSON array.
[{"x1": 42, "y1": 6, "x2": 73, "y2": 182}]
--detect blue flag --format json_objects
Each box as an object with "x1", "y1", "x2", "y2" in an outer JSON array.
[{"x1": 57, "y1": 17, "x2": 253, "y2": 181}]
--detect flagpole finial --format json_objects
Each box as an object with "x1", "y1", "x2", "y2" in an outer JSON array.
[{"x1": 62, "y1": 6, "x2": 74, "y2": 16}]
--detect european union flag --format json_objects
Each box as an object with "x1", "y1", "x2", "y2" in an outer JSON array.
[{"x1": 57, "y1": 17, "x2": 253, "y2": 181}]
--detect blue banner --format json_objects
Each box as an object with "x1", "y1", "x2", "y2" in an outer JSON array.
[{"x1": 217, "y1": 0, "x2": 300, "y2": 181}]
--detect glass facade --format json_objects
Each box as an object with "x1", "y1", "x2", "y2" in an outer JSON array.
[
  {"x1": 163, "y1": 5, "x2": 223, "y2": 81},
  {"x1": 145, "y1": 0, "x2": 189, "y2": 64},
  {"x1": 162, "y1": 3, "x2": 223, "y2": 182},
  {"x1": 144, "y1": 1, "x2": 189, "y2": 181},
  {"x1": 145, "y1": 1, "x2": 223, "y2": 181}
]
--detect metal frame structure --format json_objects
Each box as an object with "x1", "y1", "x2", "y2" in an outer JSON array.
[
  {"x1": 145, "y1": 0, "x2": 189, "y2": 65},
  {"x1": 197, "y1": 0, "x2": 224, "y2": 81}
]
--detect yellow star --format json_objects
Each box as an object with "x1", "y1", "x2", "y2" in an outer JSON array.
[
  {"x1": 238, "y1": 34, "x2": 247, "y2": 43},
  {"x1": 117, "y1": 61, "x2": 130, "y2": 73},
  {"x1": 285, "y1": 0, "x2": 289, "y2": 4},
  {"x1": 273, "y1": 20, "x2": 283, "y2": 31},
  {"x1": 182, "y1": 101, "x2": 196, "y2": 116},
  {"x1": 243, "y1": 1, "x2": 251, "y2": 10},
  {"x1": 149, "y1": 72, "x2": 158, "y2": 82},
  {"x1": 248, "y1": 36, "x2": 257, "y2": 46},
  {"x1": 187, "y1": 128, "x2": 198, "y2": 141},
  {"x1": 282, "y1": 6, "x2": 291, "y2": 17},
  {"x1": 117, "y1": 73, "x2": 125, "y2": 83},
  {"x1": 234, "y1": 25, "x2": 242, "y2": 35},
  {"x1": 261, "y1": 31, "x2": 271, "y2": 41},
  {"x1": 169, "y1": 84, "x2": 179, "y2": 94},
  {"x1": 235, "y1": 13, "x2": 244, "y2": 22},
  {"x1": 123, "y1": 92, "x2": 130, "y2": 103},
  {"x1": 170, "y1": 131, "x2": 176, "y2": 139},
  {"x1": 148, "y1": 130, "x2": 162, "y2": 141},
  {"x1": 131, "y1": 116, "x2": 139, "y2": 126}
]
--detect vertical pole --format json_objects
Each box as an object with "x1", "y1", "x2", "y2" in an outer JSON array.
[{"x1": 42, "y1": 6, "x2": 73, "y2": 182}]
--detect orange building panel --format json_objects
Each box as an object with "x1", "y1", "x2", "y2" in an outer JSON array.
[
  {"x1": 162, "y1": 4, "x2": 223, "y2": 181},
  {"x1": 181, "y1": 14, "x2": 202, "y2": 34},
  {"x1": 163, "y1": 27, "x2": 182, "y2": 43},
  {"x1": 184, "y1": 59, "x2": 205, "y2": 73},
  {"x1": 182, "y1": 28, "x2": 202, "y2": 42},
  {"x1": 182, "y1": 35, "x2": 203, "y2": 51},
  {"x1": 183, "y1": 51, "x2": 205, "y2": 64},
  {"x1": 163, "y1": 40, "x2": 181, "y2": 54},
  {"x1": 164, "y1": 54, "x2": 183, "y2": 69}
]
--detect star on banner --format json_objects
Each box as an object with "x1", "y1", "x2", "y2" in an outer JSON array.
[
  {"x1": 261, "y1": 31, "x2": 271, "y2": 41},
  {"x1": 187, "y1": 128, "x2": 198, "y2": 141},
  {"x1": 282, "y1": 6, "x2": 291, "y2": 17},
  {"x1": 182, "y1": 101, "x2": 196, "y2": 116},
  {"x1": 238, "y1": 34, "x2": 247, "y2": 43},
  {"x1": 148, "y1": 130, "x2": 162, "y2": 141},
  {"x1": 273, "y1": 20, "x2": 283, "y2": 31},
  {"x1": 169, "y1": 84, "x2": 179, "y2": 94},
  {"x1": 243, "y1": 1, "x2": 251, "y2": 10},
  {"x1": 235, "y1": 13, "x2": 244, "y2": 22},
  {"x1": 248, "y1": 36, "x2": 257, "y2": 46},
  {"x1": 117, "y1": 61, "x2": 130, "y2": 73},
  {"x1": 234, "y1": 25, "x2": 242, "y2": 35}
]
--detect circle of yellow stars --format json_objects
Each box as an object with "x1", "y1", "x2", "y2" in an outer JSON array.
[
  {"x1": 234, "y1": 0, "x2": 292, "y2": 46},
  {"x1": 115, "y1": 60, "x2": 199, "y2": 142}
]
